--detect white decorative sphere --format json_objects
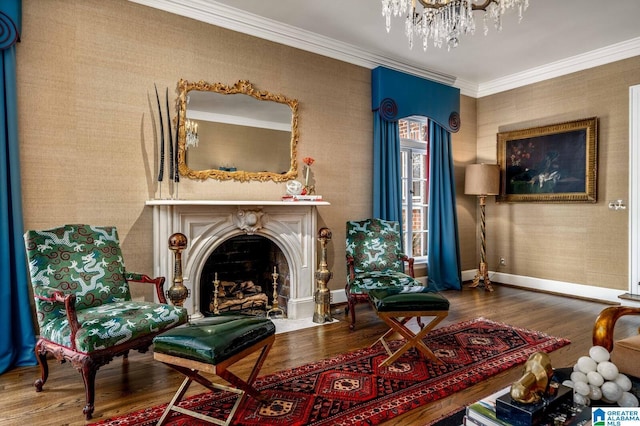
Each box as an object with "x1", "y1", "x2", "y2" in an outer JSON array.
[
  {"x1": 571, "y1": 371, "x2": 588, "y2": 384},
  {"x1": 618, "y1": 392, "x2": 639, "y2": 407},
  {"x1": 601, "y1": 381, "x2": 624, "y2": 402},
  {"x1": 573, "y1": 393, "x2": 590, "y2": 406},
  {"x1": 588, "y1": 385, "x2": 603, "y2": 401},
  {"x1": 573, "y1": 364, "x2": 581, "y2": 372},
  {"x1": 597, "y1": 361, "x2": 620, "y2": 381},
  {"x1": 589, "y1": 346, "x2": 610, "y2": 363},
  {"x1": 574, "y1": 381, "x2": 591, "y2": 396},
  {"x1": 562, "y1": 380, "x2": 574, "y2": 388},
  {"x1": 577, "y1": 356, "x2": 598, "y2": 373},
  {"x1": 615, "y1": 374, "x2": 633, "y2": 392},
  {"x1": 586, "y1": 371, "x2": 604, "y2": 387},
  {"x1": 286, "y1": 180, "x2": 303, "y2": 195}
]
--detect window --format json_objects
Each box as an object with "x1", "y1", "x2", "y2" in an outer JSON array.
[{"x1": 399, "y1": 117, "x2": 429, "y2": 262}]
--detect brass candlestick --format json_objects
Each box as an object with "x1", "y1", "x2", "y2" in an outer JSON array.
[
  {"x1": 313, "y1": 227, "x2": 333, "y2": 324},
  {"x1": 167, "y1": 233, "x2": 190, "y2": 306},
  {"x1": 212, "y1": 273, "x2": 220, "y2": 315},
  {"x1": 266, "y1": 267, "x2": 285, "y2": 318}
]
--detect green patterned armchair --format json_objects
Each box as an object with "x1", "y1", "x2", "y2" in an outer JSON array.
[
  {"x1": 23, "y1": 224, "x2": 188, "y2": 420},
  {"x1": 345, "y1": 218, "x2": 421, "y2": 330}
]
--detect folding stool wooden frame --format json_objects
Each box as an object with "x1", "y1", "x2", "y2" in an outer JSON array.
[
  {"x1": 154, "y1": 334, "x2": 275, "y2": 426},
  {"x1": 372, "y1": 310, "x2": 448, "y2": 367}
]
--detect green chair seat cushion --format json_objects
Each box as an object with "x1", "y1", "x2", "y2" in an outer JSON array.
[
  {"x1": 368, "y1": 286, "x2": 450, "y2": 312},
  {"x1": 40, "y1": 301, "x2": 188, "y2": 353},
  {"x1": 153, "y1": 315, "x2": 276, "y2": 365},
  {"x1": 348, "y1": 271, "x2": 421, "y2": 294}
]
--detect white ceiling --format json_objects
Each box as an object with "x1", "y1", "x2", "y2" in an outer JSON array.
[{"x1": 131, "y1": 0, "x2": 640, "y2": 97}]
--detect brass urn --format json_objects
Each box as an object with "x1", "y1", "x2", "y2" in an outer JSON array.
[{"x1": 167, "y1": 232, "x2": 190, "y2": 306}]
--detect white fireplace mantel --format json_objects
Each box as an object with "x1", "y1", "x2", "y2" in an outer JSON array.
[{"x1": 146, "y1": 199, "x2": 330, "y2": 319}]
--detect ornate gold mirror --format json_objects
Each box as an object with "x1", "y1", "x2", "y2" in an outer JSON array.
[{"x1": 177, "y1": 79, "x2": 298, "y2": 182}]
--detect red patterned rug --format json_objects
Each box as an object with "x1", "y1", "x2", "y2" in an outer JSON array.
[{"x1": 90, "y1": 317, "x2": 570, "y2": 426}]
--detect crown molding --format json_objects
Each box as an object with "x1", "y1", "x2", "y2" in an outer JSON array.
[
  {"x1": 128, "y1": 0, "x2": 457, "y2": 86},
  {"x1": 130, "y1": 0, "x2": 640, "y2": 98},
  {"x1": 474, "y1": 36, "x2": 640, "y2": 98}
]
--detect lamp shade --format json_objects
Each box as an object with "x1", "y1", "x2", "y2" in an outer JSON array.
[{"x1": 465, "y1": 164, "x2": 500, "y2": 196}]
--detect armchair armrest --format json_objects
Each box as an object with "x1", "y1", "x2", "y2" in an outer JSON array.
[
  {"x1": 125, "y1": 272, "x2": 167, "y2": 304},
  {"x1": 34, "y1": 287, "x2": 81, "y2": 351},
  {"x1": 346, "y1": 255, "x2": 356, "y2": 281},
  {"x1": 398, "y1": 253, "x2": 415, "y2": 278},
  {"x1": 592, "y1": 306, "x2": 640, "y2": 352}
]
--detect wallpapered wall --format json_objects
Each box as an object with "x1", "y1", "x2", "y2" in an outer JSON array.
[
  {"x1": 16, "y1": 0, "x2": 477, "y2": 301},
  {"x1": 21, "y1": 0, "x2": 633, "y2": 301},
  {"x1": 478, "y1": 56, "x2": 640, "y2": 292}
]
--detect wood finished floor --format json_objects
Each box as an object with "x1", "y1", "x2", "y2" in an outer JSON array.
[{"x1": 1, "y1": 283, "x2": 637, "y2": 426}]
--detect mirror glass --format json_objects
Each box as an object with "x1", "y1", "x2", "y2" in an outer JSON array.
[{"x1": 177, "y1": 79, "x2": 298, "y2": 182}]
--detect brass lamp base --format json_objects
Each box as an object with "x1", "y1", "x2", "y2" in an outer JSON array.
[{"x1": 469, "y1": 261, "x2": 494, "y2": 292}]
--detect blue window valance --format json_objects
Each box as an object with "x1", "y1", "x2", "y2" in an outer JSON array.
[{"x1": 371, "y1": 66, "x2": 460, "y2": 133}]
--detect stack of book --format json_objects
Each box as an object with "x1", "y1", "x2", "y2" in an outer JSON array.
[
  {"x1": 465, "y1": 386, "x2": 591, "y2": 426},
  {"x1": 465, "y1": 386, "x2": 512, "y2": 426},
  {"x1": 281, "y1": 194, "x2": 323, "y2": 201}
]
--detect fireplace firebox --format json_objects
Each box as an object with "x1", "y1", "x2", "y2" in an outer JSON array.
[{"x1": 200, "y1": 234, "x2": 289, "y2": 316}]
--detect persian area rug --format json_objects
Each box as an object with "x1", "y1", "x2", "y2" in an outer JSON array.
[{"x1": 91, "y1": 317, "x2": 570, "y2": 426}]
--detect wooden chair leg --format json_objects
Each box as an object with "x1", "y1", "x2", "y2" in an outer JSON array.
[
  {"x1": 80, "y1": 359, "x2": 97, "y2": 420},
  {"x1": 156, "y1": 371, "x2": 244, "y2": 426},
  {"x1": 218, "y1": 339, "x2": 272, "y2": 402},
  {"x1": 348, "y1": 299, "x2": 356, "y2": 330},
  {"x1": 33, "y1": 343, "x2": 49, "y2": 392},
  {"x1": 375, "y1": 311, "x2": 448, "y2": 367}
]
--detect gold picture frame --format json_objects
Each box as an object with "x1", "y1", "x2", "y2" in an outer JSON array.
[{"x1": 497, "y1": 117, "x2": 598, "y2": 203}]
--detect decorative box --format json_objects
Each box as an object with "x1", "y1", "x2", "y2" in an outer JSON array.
[{"x1": 496, "y1": 383, "x2": 572, "y2": 426}]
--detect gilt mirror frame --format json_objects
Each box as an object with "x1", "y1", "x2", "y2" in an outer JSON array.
[{"x1": 177, "y1": 79, "x2": 299, "y2": 182}]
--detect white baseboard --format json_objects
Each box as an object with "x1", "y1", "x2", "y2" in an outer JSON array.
[
  {"x1": 333, "y1": 271, "x2": 639, "y2": 307},
  {"x1": 475, "y1": 270, "x2": 640, "y2": 306}
]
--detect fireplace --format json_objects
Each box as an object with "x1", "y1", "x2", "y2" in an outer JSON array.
[{"x1": 146, "y1": 199, "x2": 329, "y2": 319}]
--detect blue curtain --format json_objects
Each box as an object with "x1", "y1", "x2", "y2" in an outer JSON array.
[
  {"x1": 372, "y1": 112, "x2": 403, "y2": 223},
  {"x1": 427, "y1": 121, "x2": 462, "y2": 290},
  {"x1": 0, "y1": 0, "x2": 37, "y2": 375}
]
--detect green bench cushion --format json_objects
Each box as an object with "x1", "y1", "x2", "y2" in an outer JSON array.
[
  {"x1": 368, "y1": 286, "x2": 450, "y2": 312},
  {"x1": 153, "y1": 315, "x2": 276, "y2": 365}
]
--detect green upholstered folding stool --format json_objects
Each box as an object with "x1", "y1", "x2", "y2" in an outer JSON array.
[
  {"x1": 368, "y1": 286, "x2": 449, "y2": 367},
  {"x1": 153, "y1": 315, "x2": 276, "y2": 426}
]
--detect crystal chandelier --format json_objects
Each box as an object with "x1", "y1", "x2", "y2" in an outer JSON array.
[
  {"x1": 185, "y1": 119, "x2": 199, "y2": 149},
  {"x1": 381, "y1": 0, "x2": 528, "y2": 51}
]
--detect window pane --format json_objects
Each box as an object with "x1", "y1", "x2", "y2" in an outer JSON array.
[
  {"x1": 402, "y1": 208, "x2": 408, "y2": 234},
  {"x1": 412, "y1": 153, "x2": 423, "y2": 179},
  {"x1": 418, "y1": 180, "x2": 427, "y2": 202},
  {"x1": 399, "y1": 118, "x2": 429, "y2": 260},
  {"x1": 401, "y1": 151, "x2": 407, "y2": 201},
  {"x1": 412, "y1": 232, "x2": 428, "y2": 257}
]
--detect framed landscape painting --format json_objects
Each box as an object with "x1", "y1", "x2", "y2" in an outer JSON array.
[{"x1": 496, "y1": 117, "x2": 598, "y2": 203}]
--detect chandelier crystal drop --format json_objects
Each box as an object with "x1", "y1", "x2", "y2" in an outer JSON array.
[
  {"x1": 185, "y1": 119, "x2": 199, "y2": 149},
  {"x1": 381, "y1": 0, "x2": 528, "y2": 51}
]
